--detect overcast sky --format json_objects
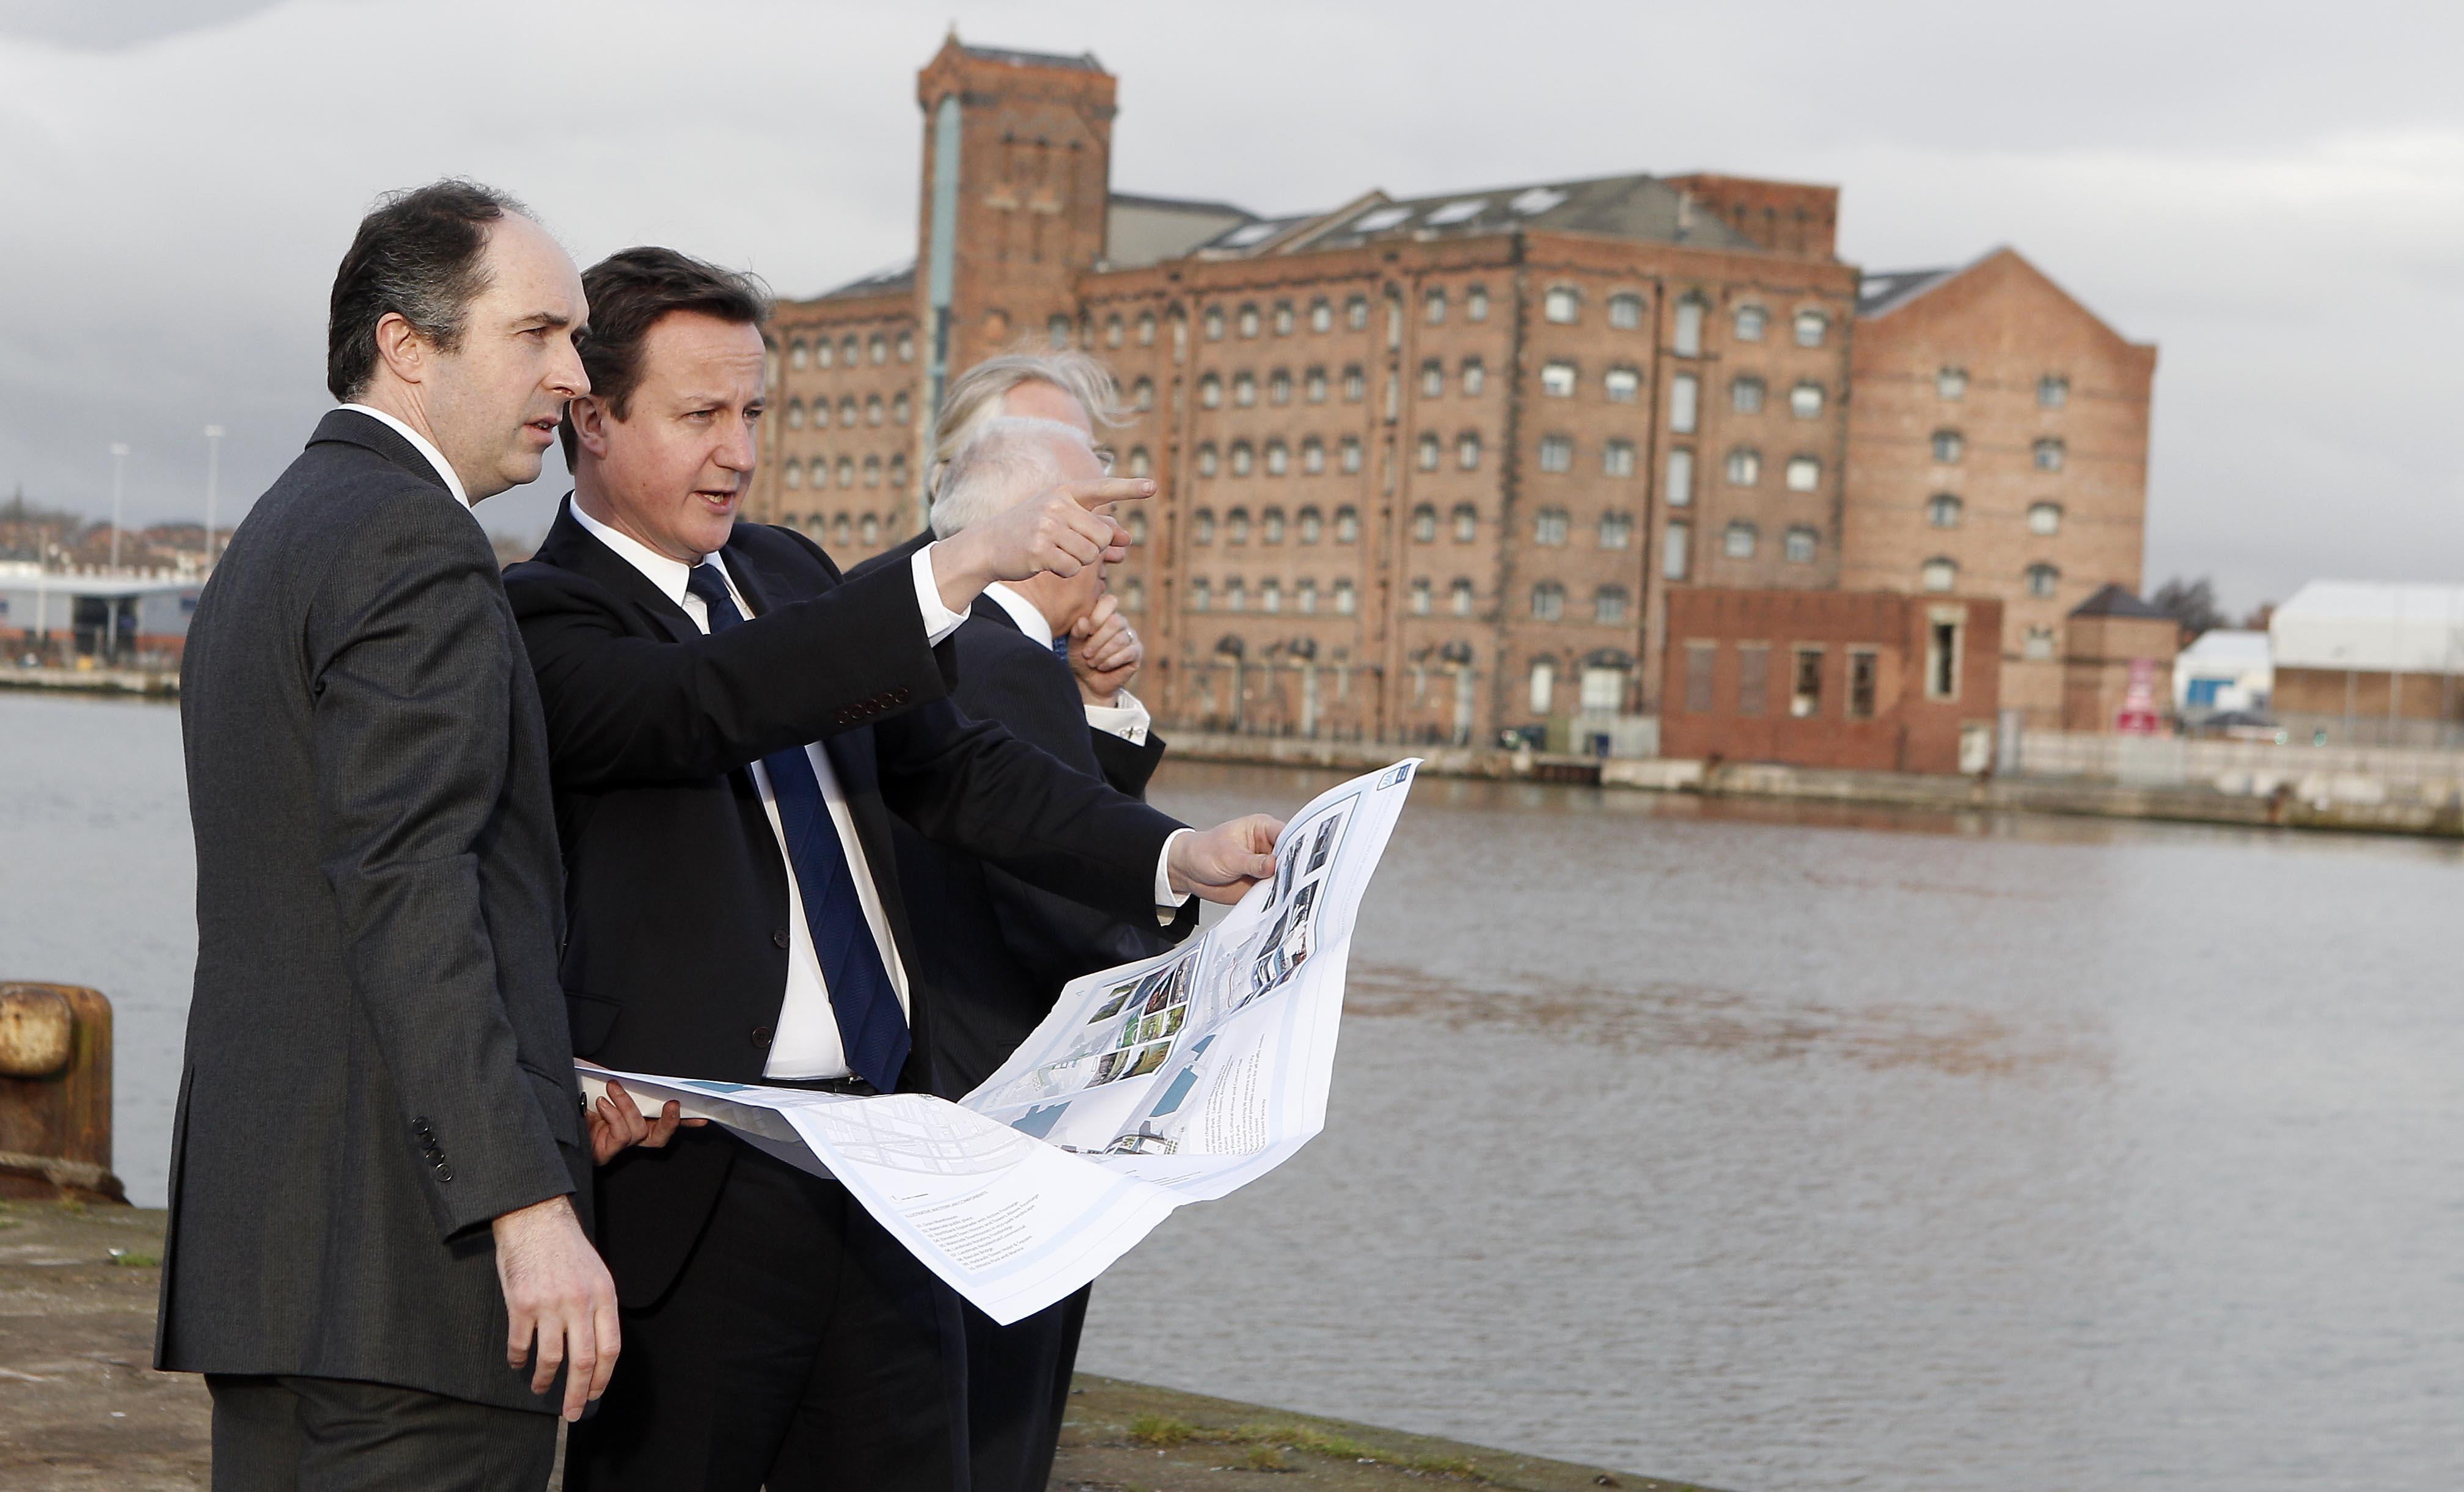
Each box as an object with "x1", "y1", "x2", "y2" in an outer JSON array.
[{"x1": 2, "y1": 0, "x2": 2458, "y2": 612}]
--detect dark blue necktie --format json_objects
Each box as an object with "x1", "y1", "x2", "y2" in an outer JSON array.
[
  {"x1": 1052, "y1": 634, "x2": 1069, "y2": 664},
  {"x1": 686, "y1": 561, "x2": 909, "y2": 1091}
]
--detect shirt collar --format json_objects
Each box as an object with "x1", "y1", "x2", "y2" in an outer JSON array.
[
  {"x1": 980, "y1": 582, "x2": 1055, "y2": 649},
  {"x1": 569, "y1": 496, "x2": 703, "y2": 607},
  {"x1": 337, "y1": 403, "x2": 471, "y2": 508}
]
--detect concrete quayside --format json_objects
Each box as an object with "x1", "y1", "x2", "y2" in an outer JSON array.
[{"x1": 0, "y1": 1201, "x2": 1712, "y2": 1492}]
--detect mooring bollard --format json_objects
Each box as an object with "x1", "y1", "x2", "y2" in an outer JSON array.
[{"x1": 0, "y1": 982, "x2": 125, "y2": 1204}]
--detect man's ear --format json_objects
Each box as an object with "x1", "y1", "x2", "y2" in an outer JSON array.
[
  {"x1": 569, "y1": 394, "x2": 612, "y2": 459},
  {"x1": 371, "y1": 311, "x2": 427, "y2": 387}
]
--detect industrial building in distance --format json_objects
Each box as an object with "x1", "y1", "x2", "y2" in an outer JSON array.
[{"x1": 745, "y1": 35, "x2": 2157, "y2": 753}]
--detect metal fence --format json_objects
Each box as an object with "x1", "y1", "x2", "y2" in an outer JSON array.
[{"x1": 2010, "y1": 730, "x2": 2464, "y2": 800}]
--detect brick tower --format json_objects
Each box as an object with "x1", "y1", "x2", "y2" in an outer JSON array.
[{"x1": 912, "y1": 35, "x2": 1118, "y2": 434}]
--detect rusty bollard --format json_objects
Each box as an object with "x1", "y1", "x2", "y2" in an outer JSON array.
[{"x1": 0, "y1": 982, "x2": 126, "y2": 1204}]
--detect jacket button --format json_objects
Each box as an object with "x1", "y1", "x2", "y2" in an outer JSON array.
[
  {"x1": 435, "y1": 1163, "x2": 454, "y2": 1183},
  {"x1": 892, "y1": 689, "x2": 910, "y2": 704},
  {"x1": 750, "y1": 1026, "x2": 774, "y2": 1047},
  {"x1": 772, "y1": 927, "x2": 791, "y2": 949}
]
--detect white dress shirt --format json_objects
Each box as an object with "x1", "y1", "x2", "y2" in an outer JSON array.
[
  {"x1": 977, "y1": 583, "x2": 1154, "y2": 745},
  {"x1": 338, "y1": 403, "x2": 474, "y2": 513},
  {"x1": 569, "y1": 503, "x2": 1187, "y2": 1077}
]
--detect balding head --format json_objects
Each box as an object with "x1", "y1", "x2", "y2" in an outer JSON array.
[{"x1": 929, "y1": 416, "x2": 1101, "y2": 540}]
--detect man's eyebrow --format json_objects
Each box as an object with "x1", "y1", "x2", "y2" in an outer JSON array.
[{"x1": 513, "y1": 310, "x2": 575, "y2": 330}]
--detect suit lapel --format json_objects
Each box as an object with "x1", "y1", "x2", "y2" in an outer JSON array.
[{"x1": 538, "y1": 499, "x2": 700, "y2": 645}]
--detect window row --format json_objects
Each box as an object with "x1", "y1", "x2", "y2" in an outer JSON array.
[
  {"x1": 1520, "y1": 582, "x2": 1632, "y2": 624},
  {"x1": 1679, "y1": 642, "x2": 1888, "y2": 720},
  {"x1": 784, "y1": 392, "x2": 909, "y2": 430},
  {"x1": 1527, "y1": 660, "x2": 1629, "y2": 715},
  {"x1": 1667, "y1": 298, "x2": 1831, "y2": 355},
  {"x1": 1935, "y1": 367, "x2": 2073, "y2": 408},
  {"x1": 1654, "y1": 521, "x2": 1822, "y2": 577},
  {"x1": 1708, "y1": 448, "x2": 1824, "y2": 490},
  {"x1": 1190, "y1": 505, "x2": 1362, "y2": 546},
  {"x1": 778, "y1": 453, "x2": 910, "y2": 491},
  {"x1": 1204, "y1": 296, "x2": 1375, "y2": 341},
  {"x1": 1405, "y1": 503, "x2": 1638, "y2": 549},
  {"x1": 1919, "y1": 558, "x2": 2063, "y2": 597},
  {"x1": 1197, "y1": 365, "x2": 1374, "y2": 408},
  {"x1": 1189, "y1": 576, "x2": 1360, "y2": 614},
  {"x1": 1195, "y1": 436, "x2": 1366, "y2": 477},
  {"x1": 1664, "y1": 371, "x2": 1828, "y2": 430},
  {"x1": 1931, "y1": 430, "x2": 2067, "y2": 470},
  {"x1": 785, "y1": 331, "x2": 913, "y2": 370},
  {"x1": 782, "y1": 510, "x2": 890, "y2": 547},
  {"x1": 1925, "y1": 496, "x2": 2065, "y2": 535}
]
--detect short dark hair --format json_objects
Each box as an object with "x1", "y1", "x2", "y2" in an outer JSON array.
[
  {"x1": 326, "y1": 178, "x2": 528, "y2": 403},
  {"x1": 560, "y1": 247, "x2": 772, "y2": 464}
]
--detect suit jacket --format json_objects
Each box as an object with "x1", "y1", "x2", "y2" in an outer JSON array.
[
  {"x1": 504, "y1": 501, "x2": 1185, "y2": 1305},
  {"x1": 854, "y1": 531, "x2": 1192, "y2": 1098},
  {"x1": 157, "y1": 409, "x2": 585, "y2": 1413}
]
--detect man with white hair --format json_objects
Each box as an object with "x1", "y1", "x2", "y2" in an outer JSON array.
[{"x1": 852, "y1": 404, "x2": 1184, "y2": 1492}]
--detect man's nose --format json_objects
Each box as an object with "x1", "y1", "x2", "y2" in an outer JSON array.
[
  {"x1": 550, "y1": 338, "x2": 589, "y2": 399},
  {"x1": 717, "y1": 419, "x2": 757, "y2": 472}
]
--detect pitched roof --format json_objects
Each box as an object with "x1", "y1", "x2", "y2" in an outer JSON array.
[
  {"x1": 818, "y1": 261, "x2": 914, "y2": 301},
  {"x1": 2070, "y1": 583, "x2": 2170, "y2": 621},
  {"x1": 959, "y1": 42, "x2": 1104, "y2": 72},
  {"x1": 1201, "y1": 173, "x2": 1762, "y2": 259},
  {"x1": 1856, "y1": 266, "x2": 1957, "y2": 316},
  {"x1": 1109, "y1": 189, "x2": 1256, "y2": 218}
]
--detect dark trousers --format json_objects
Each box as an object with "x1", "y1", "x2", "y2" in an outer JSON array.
[
  {"x1": 206, "y1": 1373, "x2": 556, "y2": 1492},
  {"x1": 963, "y1": 1285, "x2": 1089, "y2": 1492},
  {"x1": 563, "y1": 1143, "x2": 967, "y2": 1492}
]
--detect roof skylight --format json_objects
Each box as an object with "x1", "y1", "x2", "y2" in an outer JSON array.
[
  {"x1": 1424, "y1": 198, "x2": 1487, "y2": 226},
  {"x1": 1509, "y1": 186, "x2": 1569, "y2": 216}
]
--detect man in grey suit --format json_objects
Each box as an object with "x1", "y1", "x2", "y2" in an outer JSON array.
[{"x1": 160, "y1": 179, "x2": 675, "y2": 1490}]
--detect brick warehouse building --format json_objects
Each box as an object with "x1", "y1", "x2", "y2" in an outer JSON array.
[
  {"x1": 750, "y1": 35, "x2": 2150, "y2": 748},
  {"x1": 1843, "y1": 250, "x2": 2157, "y2": 729}
]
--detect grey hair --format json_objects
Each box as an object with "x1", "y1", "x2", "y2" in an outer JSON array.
[
  {"x1": 929, "y1": 416, "x2": 1096, "y2": 539},
  {"x1": 930, "y1": 349, "x2": 1124, "y2": 491}
]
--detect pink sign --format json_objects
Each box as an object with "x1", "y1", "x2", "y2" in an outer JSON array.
[{"x1": 2116, "y1": 658, "x2": 2162, "y2": 735}]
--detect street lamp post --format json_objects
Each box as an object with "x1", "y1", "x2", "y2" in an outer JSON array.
[{"x1": 204, "y1": 425, "x2": 225, "y2": 570}]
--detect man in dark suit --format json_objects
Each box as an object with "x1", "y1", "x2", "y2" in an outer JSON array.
[
  {"x1": 855, "y1": 406, "x2": 1186, "y2": 1492},
  {"x1": 504, "y1": 247, "x2": 1281, "y2": 1492},
  {"x1": 161, "y1": 180, "x2": 678, "y2": 1491}
]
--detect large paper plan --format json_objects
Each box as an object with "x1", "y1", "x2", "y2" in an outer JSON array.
[{"x1": 581, "y1": 758, "x2": 1420, "y2": 1324}]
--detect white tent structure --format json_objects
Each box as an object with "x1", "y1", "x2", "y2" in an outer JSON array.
[{"x1": 2270, "y1": 582, "x2": 2464, "y2": 674}]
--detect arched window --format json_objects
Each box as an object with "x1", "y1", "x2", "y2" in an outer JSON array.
[
  {"x1": 1725, "y1": 447, "x2": 1762, "y2": 486},
  {"x1": 1128, "y1": 446, "x2": 1152, "y2": 478},
  {"x1": 1198, "y1": 374, "x2": 1222, "y2": 409},
  {"x1": 1785, "y1": 526, "x2": 1819, "y2": 564},
  {"x1": 1232, "y1": 371, "x2": 1256, "y2": 407},
  {"x1": 1225, "y1": 507, "x2": 1251, "y2": 544},
  {"x1": 1734, "y1": 304, "x2": 1766, "y2": 342},
  {"x1": 888, "y1": 453, "x2": 907, "y2": 489},
  {"x1": 868, "y1": 334, "x2": 887, "y2": 364},
  {"x1": 2034, "y1": 438, "x2": 2066, "y2": 471},
  {"x1": 2038, "y1": 375, "x2": 2070, "y2": 408},
  {"x1": 835, "y1": 456, "x2": 854, "y2": 488},
  {"x1": 1793, "y1": 309, "x2": 1828, "y2": 348},
  {"x1": 1342, "y1": 365, "x2": 1366, "y2": 401},
  {"x1": 1229, "y1": 441, "x2": 1255, "y2": 477},
  {"x1": 1529, "y1": 659, "x2": 1556, "y2": 714},
  {"x1": 1467, "y1": 284, "x2": 1489, "y2": 321},
  {"x1": 1296, "y1": 579, "x2": 1319, "y2": 613},
  {"x1": 1132, "y1": 378, "x2": 1155, "y2": 412},
  {"x1": 840, "y1": 335, "x2": 859, "y2": 365},
  {"x1": 865, "y1": 395, "x2": 883, "y2": 426},
  {"x1": 1598, "y1": 511, "x2": 1634, "y2": 549},
  {"x1": 1123, "y1": 510, "x2": 1149, "y2": 545},
  {"x1": 892, "y1": 391, "x2": 911, "y2": 424},
  {"x1": 1457, "y1": 431, "x2": 1482, "y2": 470},
  {"x1": 1190, "y1": 577, "x2": 1212, "y2": 612},
  {"x1": 897, "y1": 331, "x2": 915, "y2": 362},
  {"x1": 1137, "y1": 311, "x2": 1157, "y2": 345},
  {"x1": 786, "y1": 399, "x2": 807, "y2": 430},
  {"x1": 1104, "y1": 315, "x2": 1124, "y2": 348},
  {"x1": 1261, "y1": 507, "x2": 1286, "y2": 543},
  {"x1": 1237, "y1": 302, "x2": 1261, "y2": 338},
  {"x1": 1333, "y1": 578, "x2": 1358, "y2": 613},
  {"x1": 1305, "y1": 366, "x2": 1329, "y2": 403},
  {"x1": 1424, "y1": 287, "x2": 1448, "y2": 324},
  {"x1": 1408, "y1": 578, "x2": 1432, "y2": 615},
  {"x1": 2028, "y1": 501, "x2": 2062, "y2": 535},
  {"x1": 1417, "y1": 433, "x2": 1441, "y2": 471},
  {"x1": 1452, "y1": 503, "x2": 1478, "y2": 543},
  {"x1": 859, "y1": 512, "x2": 880, "y2": 543},
  {"x1": 1450, "y1": 578, "x2": 1475, "y2": 616},
  {"x1": 1724, "y1": 521, "x2": 1758, "y2": 559},
  {"x1": 1297, "y1": 506, "x2": 1323, "y2": 544},
  {"x1": 1192, "y1": 508, "x2": 1216, "y2": 545},
  {"x1": 783, "y1": 459, "x2": 803, "y2": 489},
  {"x1": 1461, "y1": 357, "x2": 1486, "y2": 396},
  {"x1": 1308, "y1": 298, "x2": 1332, "y2": 332},
  {"x1": 1932, "y1": 430, "x2": 1965, "y2": 464},
  {"x1": 1346, "y1": 294, "x2": 1369, "y2": 330},
  {"x1": 1300, "y1": 437, "x2": 1325, "y2": 475},
  {"x1": 1421, "y1": 359, "x2": 1445, "y2": 398},
  {"x1": 815, "y1": 338, "x2": 835, "y2": 368},
  {"x1": 862, "y1": 455, "x2": 881, "y2": 487},
  {"x1": 1534, "y1": 508, "x2": 1570, "y2": 546},
  {"x1": 2026, "y1": 562, "x2": 2061, "y2": 598},
  {"x1": 1731, "y1": 376, "x2": 1765, "y2": 414},
  {"x1": 1928, "y1": 494, "x2": 1963, "y2": 528},
  {"x1": 1530, "y1": 582, "x2": 1566, "y2": 620},
  {"x1": 1123, "y1": 577, "x2": 1146, "y2": 612},
  {"x1": 1334, "y1": 507, "x2": 1360, "y2": 544},
  {"x1": 1603, "y1": 439, "x2": 1636, "y2": 477},
  {"x1": 1196, "y1": 443, "x2": 1220, "y2": 477},
  {"x1": 832, "y1": 513, "x2": 852, "y2": 546},
  {"x1": 1260, "y1": 579, "x2": 1283, "y2": 613},
  {"x1": 1608, "y1": 292, "x2": 1644, "y2": 330},
  {"x1": 1412, "y1": 504, "x2": 1439, "y2": 543},
  {"x1": 1541, "y1": 360, "x2": 1578, "y2": 398},
  {"x1": 1937, "y1": 366, "x2": 1968, "y2": 398},
  {"x1": 1604, "y1": 367, "x2": 1641, "y2": 403},
  {"x1": 788, "y1": 340, "x2": 809, "y2": 370},
  {"x1": 1272, "y1": 300, "x2": 1294, "y2": 335},
  {"x1": 1538, "y1": 436, "x2": 1574, "y2": 473},
  {"x1": 1791, "y1": 382, "x2": 1824, "y2": 419},
  {"x1": 1544, "y1": 286, "x2": 1580, "y2": 324},
  {"x1": 1269, "y1": 368, "x2": 1292, "y2": 405},
  {"x1": 1203, "y1": 306, "x2": 1225, "y2": 340},
  {"x1": 1922, "y1": 557, "x2": 1958, "y2": 592},
  {"x1": 837, "y1": 397, "x2": 857, "y2": 427},
  {"x1": 1264, "y1": 439, "x2": 1288, "y2": 477},
  {"x1": 1594, "y1": 585, "x2": 1629, "y2": 624},
  {"x1": 1338, "y1": 437, "x2": 1363, "y2": 474},
  {"x1": 1785, "y1": 455, "x2": 1821, "y2": 491}
]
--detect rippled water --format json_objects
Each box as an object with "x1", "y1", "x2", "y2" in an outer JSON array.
[{"x1": 8, "y1": 694, "x2": 2462, "y2": 1490}]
